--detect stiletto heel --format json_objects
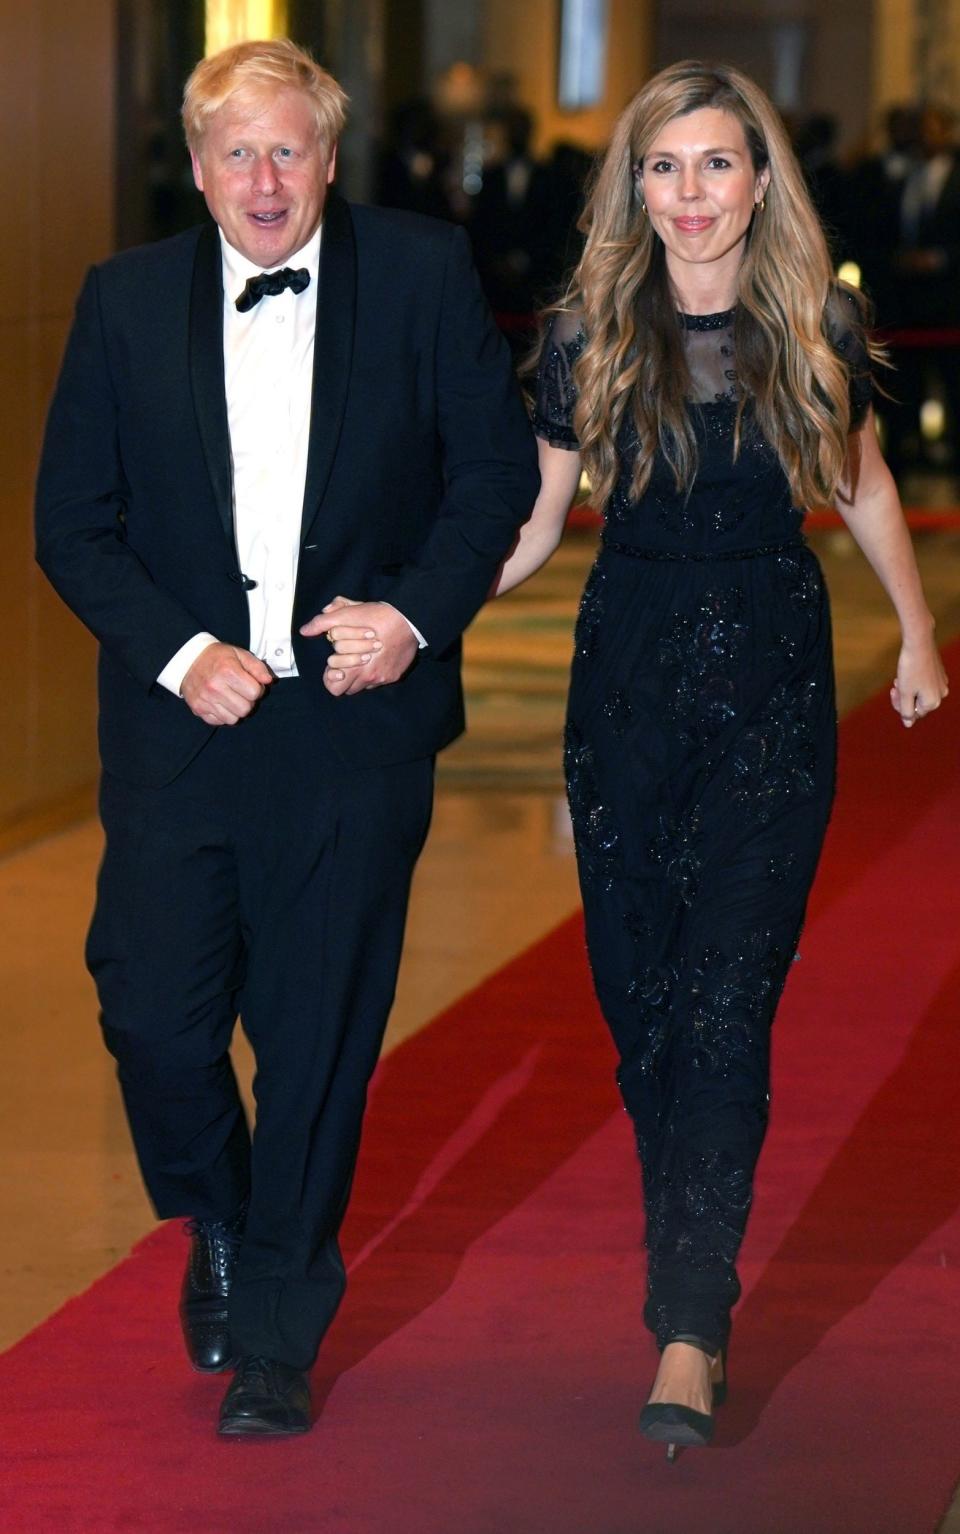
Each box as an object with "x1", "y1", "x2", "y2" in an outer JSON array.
[
  {"x1": 638, "y1": 1335, "x2": 726, "y2": 1457},
  {"x1": 639, "y1": 1399, "x2": 714, "y2": 1455}
]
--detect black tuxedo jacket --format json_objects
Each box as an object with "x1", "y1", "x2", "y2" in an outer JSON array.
[{"x1": 36, "y1": 194, "x2": 539, "y2": 787}]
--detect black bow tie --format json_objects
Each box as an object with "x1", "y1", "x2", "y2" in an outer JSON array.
[{"x1": 235, "y1": 266, "x2": 311, "y2": 313}]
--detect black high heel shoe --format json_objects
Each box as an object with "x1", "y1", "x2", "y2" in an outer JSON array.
[{"x1": 638, "y1": 1336, "x2": 727, "y2": 1460}]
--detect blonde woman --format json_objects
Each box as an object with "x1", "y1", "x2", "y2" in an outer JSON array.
[{"x1": 493, "y1": 61, "x2": 948, "y2": 1451}]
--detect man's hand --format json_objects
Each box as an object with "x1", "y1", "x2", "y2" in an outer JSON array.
[
  {"x1": 300, "y1": 598, "x2": 418, "y2": 696},
  {"x1": 180, "y1": 642, "x2": 274, "y2": 725}
]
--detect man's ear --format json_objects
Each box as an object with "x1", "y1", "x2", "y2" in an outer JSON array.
[
  {"x1": 190, "y1": 148, "x2": 204, "y2": 193},
  {"x1": 326, "y1": 142, "x2": 338, "y2": 185}
]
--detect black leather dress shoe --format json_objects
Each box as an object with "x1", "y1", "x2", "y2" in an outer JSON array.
[
  {"x1": 218, "y1": 1356, "x2": 312, "y2": 1436},
  {"x1": 178, "y1": 1206, "x2": 245, "y2": 1373}
]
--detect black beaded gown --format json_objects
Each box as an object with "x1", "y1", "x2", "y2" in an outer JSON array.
[{"x1": 533, "y1": 295, "x2": 872, "y2": 1353}]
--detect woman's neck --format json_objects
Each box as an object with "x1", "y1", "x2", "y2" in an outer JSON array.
[
  {"x1": 666, "y1": 252, "x2": 741, "y2": 316},
  {"x1": 669, "y1": 279, "x2": 737, "y2": 316}
]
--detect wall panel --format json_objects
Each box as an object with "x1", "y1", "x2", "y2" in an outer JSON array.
[
  {"x1": 483, "y1": 0, "x2": 652, "y2": 157},
  {"x1": 0, "y1": 0, "x2": 114, "y2": 851}
]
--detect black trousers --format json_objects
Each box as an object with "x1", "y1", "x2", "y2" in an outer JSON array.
[
  {"x1": 87, "y1": 681, "x2": 434, "y2": 1369},
  {"x1": 565, "y1": 547, "x2": 836, "y2": 1355}
]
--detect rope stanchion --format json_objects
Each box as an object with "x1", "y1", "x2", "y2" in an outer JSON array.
[
  {"x1": 503, "y1": 304, "x2": 960, "y2": 535},
  {"x1": 879, "y1": 327, "x2": 960, "y2": 350},
  {"x1": 499, "y1": 314, "x2": 960, "y2": 349},
  {"x1": 565, "y1": 504, "x2": 960, "y2": 533},
  {"x1": 494, "y1": 311, "x2": 539, "y2": 336},
  {"x1": 804, "y1": 507, "x2": 960, "y2": 531}
]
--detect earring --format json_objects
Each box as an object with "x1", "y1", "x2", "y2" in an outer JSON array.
[{"x1": 757, "y1": 195, "x2": 766, "y2": 211}]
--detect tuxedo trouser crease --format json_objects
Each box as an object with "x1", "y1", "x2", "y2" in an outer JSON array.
[{"x1": 87, "y1": 680, "x2": 434, "y2": 1369}]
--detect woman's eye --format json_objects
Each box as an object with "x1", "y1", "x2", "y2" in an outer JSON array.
[
  {"x1": 707, "y1": 157, "x2": 731, "y2": 170},
  {"x1": 650, "y1": 160, "x2": 675, "y2": 174}
]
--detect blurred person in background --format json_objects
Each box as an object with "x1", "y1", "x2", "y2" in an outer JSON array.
[
  {"x1": 793, "y1": 112, "x2": 846, "y2": 260},
  {"x1": 540, "y1": 140, "x2": 595, "y2": 292},
  {"x1": 847, "y1": 103, "x2": 924, "y2": 317},
  {"x1": 882, "y1": 104, "x2": 960, "y2": 477},
  {"x1": 375, "y1": 96, "x2": 454, "y2": 221},
  {"x1": 470, "y1": 105, "x2": 555, "y2": 318}
]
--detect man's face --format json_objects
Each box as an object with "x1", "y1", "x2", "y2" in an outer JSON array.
[{"x1": 191, "y1": 87, "x2": 336, "y2": 267}]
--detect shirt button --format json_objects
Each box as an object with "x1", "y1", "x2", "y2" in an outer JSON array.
[
  {"x1": 274, "y1": 647, "x2": 284, "y2": 657},
  {"x1": 275, "y1": 313, "x2": 286, "y2": 324},
  {"x1": 275, "y1": 581, "x2": 286, "y2": 591}
]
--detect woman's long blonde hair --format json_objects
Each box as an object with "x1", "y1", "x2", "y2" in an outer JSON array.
[{"x1": 561, "y1": 60, "x2": 873, "y2": 509}]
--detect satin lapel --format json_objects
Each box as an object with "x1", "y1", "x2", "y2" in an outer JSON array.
[
  {"x1": 300, "y1": 192, "x2": 357, "y2": 543},
  {"x1": 188, "y1": 222, "x2": 234, "y2": 547}
]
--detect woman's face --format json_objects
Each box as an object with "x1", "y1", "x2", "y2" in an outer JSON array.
[{"x1": 638, "y1": 106, "x2": 769, "y2": 294}]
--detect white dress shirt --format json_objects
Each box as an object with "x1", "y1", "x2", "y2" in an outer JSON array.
[
  {"x1": 156, "y1": 226, "x2": 425, "y2": 699},
  {"x1": 157, "y1": 227, "x2": 319, "y2": 693}
]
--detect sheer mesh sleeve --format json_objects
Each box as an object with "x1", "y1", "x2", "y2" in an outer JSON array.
[
  {"x1": 532, "y1": 309, "x2": 585, "y2": 450},
  {"x1": 824, "y1": 283, "x2": 874, "y2": 430}
]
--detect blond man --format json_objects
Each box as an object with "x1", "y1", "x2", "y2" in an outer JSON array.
[{"x1": 37, "y1": 40, "x2": 537, "y2": 1436}]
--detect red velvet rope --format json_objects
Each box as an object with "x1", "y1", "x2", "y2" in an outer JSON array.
[
  {"x1": 879, "y1": 328, "x2": 960, "y2": 349},
  {"x1": 497, "y1": 314, "x2": 960, "y2": 350},
  {"x1": 565, "y1": 505, "x2": 960, "y2": 532}
]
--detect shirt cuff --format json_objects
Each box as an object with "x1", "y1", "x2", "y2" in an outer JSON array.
[
  {"x1": 156, "y1": 633, "x2": 220, "y2": 697},
  {"x1": 383, "y1": 603, "x2": 427, "y2": 649}
]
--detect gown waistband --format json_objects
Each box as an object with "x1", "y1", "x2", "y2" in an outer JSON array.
[{"x1": 602, "y1": 537, "x2": 806, "y2": 563}]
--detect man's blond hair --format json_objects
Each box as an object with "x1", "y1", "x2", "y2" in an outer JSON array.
[{"x1": 182, "y1": 38, "x2": 347, "y2": 153}]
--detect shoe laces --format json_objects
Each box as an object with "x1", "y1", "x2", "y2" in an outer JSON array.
[
  {"x1": 183, "y1": 1209, "x2": 245, "y2": 1248},
  {"x1": 236, "y1": 1355, "x2": 274, "y2": 1389}
]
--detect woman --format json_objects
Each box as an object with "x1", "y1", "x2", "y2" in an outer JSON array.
[
  {"x1": 324, "y1": 61, "x2": 947, "y2": 1451},
  {"x1": 500, "y1": 59, "x2": 947, "y2": 1450}
]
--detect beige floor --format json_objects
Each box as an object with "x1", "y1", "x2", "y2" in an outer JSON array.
[{"x1": 3, "y1": 517, "x2": 960, "y2": 1522}]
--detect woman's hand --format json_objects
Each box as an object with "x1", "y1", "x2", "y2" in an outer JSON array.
[
  {"x1": 300, "y1": 597, "x2": 418, "y2": 695},
  {"x1": 838, "y1": 414, "x2": 949, "y2": 730},
  {"x1": 890, "y1": 635, "x2": 949, "y2": 727},
  {"x1": 316, "y1": 595, "x2": 383, "y2": 670}
]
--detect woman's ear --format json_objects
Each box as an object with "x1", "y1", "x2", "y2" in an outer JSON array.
[{"x1": 631, "y1": 160, "x2": 646, "y2": 210}]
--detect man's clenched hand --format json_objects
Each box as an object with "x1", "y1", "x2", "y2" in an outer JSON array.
[{"x1": 180, "y1": 642, "x2": 274, "y2": 725}]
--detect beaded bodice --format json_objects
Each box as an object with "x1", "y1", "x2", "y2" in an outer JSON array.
[{"x1": 532, "y1": 293, "x2": 872, "y2": 558}]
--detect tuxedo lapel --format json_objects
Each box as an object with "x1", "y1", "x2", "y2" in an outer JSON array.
[
  {"x1": 301, "y1": 192, "x2": 357, "y2": 542},
  {"x1": 188, "y1": 222, "x2": 234, "y2": 547}
]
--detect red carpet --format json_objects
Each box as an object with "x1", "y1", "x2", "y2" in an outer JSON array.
[{"x1": 2, "y1": 645, "x2": 960, "y2": 1534}]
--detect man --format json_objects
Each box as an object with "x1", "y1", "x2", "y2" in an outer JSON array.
[
  {"x1": 471, "y1": 106, "x2": 555, "y2": 320},
  {"x1": 35, "y1": 39, "x2": 537, "y2": 1437}
]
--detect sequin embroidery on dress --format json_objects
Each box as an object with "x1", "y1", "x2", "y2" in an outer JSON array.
[
  {"x1": 563, "y1": 719, "x2": 620, "y2": 891},
  {"x1": 532, "y1": 291, "x2": 870, "y2": 1351},
  {"x1": 657, "y1": 588, "x2": 747, "y2": 746}
]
